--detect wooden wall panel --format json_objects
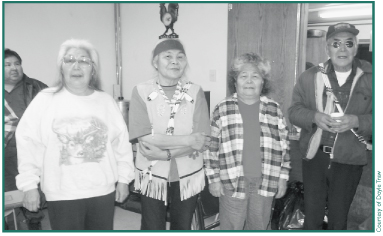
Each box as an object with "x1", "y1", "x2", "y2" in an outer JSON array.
[
  {"x1": 297, "y1": 4, "x2": 309, "y2": 83},
  {"x1": 227, "y1": 3, "x2": 301, "y2": 123}
]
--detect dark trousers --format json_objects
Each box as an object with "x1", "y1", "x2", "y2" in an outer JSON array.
[
  {"x1": 140, "y1": 181, "x2": 198, "y2": 230},
  {"x1": 47, "y1": 191, "x2": 115, "y2": 230},
  {"x1": 302, "y1": 150, "x2": 363, "y2": 230},
  {"x1": 4, "y1": 147, "x2": 45, "y2": 227},
  {"x1": 4, "y1": 145, "x2": 19, "y2": 191}
]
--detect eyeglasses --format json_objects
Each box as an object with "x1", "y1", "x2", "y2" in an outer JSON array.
[
  {"x1": 330, "y1": 41, "x2": 355, "y2": 49},
  {"x1": 63, "y1": 55, "x2": 93, "y2": 67}
]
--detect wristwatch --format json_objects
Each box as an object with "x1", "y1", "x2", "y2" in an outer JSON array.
[{"x1": 166, "y1": 149, "x2": 171, "y2": 161}]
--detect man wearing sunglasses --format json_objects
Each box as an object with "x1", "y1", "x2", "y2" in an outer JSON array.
[
  {"x1": 288, "y1": 23, "x2": 372, "y2": 230},
  {"x1": 4, "y1": 49, "x2": 48, "y2": 230}
]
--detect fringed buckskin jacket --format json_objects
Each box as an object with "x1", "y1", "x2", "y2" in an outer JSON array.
[{"x1": 134, "y1": 78, "x2": 206, "y2": 203}]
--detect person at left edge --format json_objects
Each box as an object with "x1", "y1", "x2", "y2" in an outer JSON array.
[
  {"x1": 4, "y1": 48, "x2": 48, "y2": 230},
  {"x1": 15, "y1": 39, "x2": 135, "y2": 230}
]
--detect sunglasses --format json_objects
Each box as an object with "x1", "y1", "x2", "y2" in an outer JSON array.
[
  {"x1": 330, "y1": 41, "x2": 355, "y2": 49},
  {"x1": 63, "y1": 55, "x2": 93, "y2": 67}
]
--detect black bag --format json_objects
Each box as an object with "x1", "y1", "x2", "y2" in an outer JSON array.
[
  {"x1": 271, "y1": 181, "x2": 329, "y2": 230},
  {"x1": 278, "y1": 182, "x2": 305, "y2": 230},
  {"x1": 271, "y1": 181, "x2": 305, "y2": 230},
  {"x1": 115, "y1": 181, "x2": 142, "y2": 214}
]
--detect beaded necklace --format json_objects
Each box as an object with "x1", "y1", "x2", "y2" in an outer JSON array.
[
  {"x1": 147, "y1": 80, "x2": 194, "y2": 135},
  {"x1": 142, "y1": 79, "x2": 194, "y2": 181}
]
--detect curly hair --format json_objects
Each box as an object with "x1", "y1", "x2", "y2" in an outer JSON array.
[{"x1": 228, "y1": 52, "x2": 271, "y2": 95}]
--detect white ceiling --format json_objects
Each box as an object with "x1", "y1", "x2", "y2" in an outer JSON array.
[{"x1": 308, "y1": 3, "x2": 372, "y2": 26}]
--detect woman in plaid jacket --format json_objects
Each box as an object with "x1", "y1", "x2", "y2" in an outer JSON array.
[{"x1": 204, "y1": 53, "x2": 291, "y2": 230}]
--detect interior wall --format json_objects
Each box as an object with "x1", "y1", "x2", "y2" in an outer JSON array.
[
  {"x1": 306, "y1": 36, "x2": 328, "y2": 66},
  {"x1": 120, "y1": 3, "x2": 228, "y2": 111},
  {"x1": 4, "y1": 3, "x2": 116, "y2": 95},
  {"x1": 4, "y1": 3, "x2": 228, "y2": 113}
]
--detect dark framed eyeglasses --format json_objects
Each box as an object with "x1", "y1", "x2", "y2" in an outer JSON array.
[
  {"x1": 63, "y1": 55, "x2": 93, "y2": 67},
  {"x1": 330, "y1": 41, "x2": 355, "y2": 49}
]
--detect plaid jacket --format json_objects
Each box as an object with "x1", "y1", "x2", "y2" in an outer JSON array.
[
  {"x1": 204, "y1": 94, "x2": 290, "y2": 198},
  {"x1": 4, "y1": 99, "x2": 18, "y2": 148}
]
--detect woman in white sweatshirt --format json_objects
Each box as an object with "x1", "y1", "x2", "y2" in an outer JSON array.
[{"x1": 15, "y1": 39, "x2": 135, "y2": 230}]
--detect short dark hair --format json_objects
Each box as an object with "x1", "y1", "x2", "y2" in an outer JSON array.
[
  {"x1": 228, "y1": 52, "x2": 271, "y2": 95},
  {"x1": 4, "y1": 48, "x2": 22, "y2": 64}
]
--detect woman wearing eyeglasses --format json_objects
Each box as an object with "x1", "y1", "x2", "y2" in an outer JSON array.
[{"x1": 15, "y1": 39, "x2": 135, "y2": 230}]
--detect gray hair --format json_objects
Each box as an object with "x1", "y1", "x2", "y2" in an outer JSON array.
[
  {"x1": 54, "y1": 39, "x2": 101, "y2": 93},
  {"x1": 228, "y1": 52, "x2": 271, "y2": 95}
]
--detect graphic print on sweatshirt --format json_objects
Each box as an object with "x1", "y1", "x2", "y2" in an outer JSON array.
[{"x1": 52, "y1": 117, "x2": 108, "y2": 166}]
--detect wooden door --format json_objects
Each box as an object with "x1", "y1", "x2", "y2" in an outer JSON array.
[{"x1": 227, "y1": 3, "x2": 308, "y2": 123}]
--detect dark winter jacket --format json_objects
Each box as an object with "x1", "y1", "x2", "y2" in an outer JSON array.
[
  {"x1": 22, "y1": 74, "x2": 48, "y2": 107},
  {"x1": 4, "y1": 74, "x2": 47, "y2": 191},
  {"x1": 288, "y1": 59, "x2": 372, "y2": 165}
]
